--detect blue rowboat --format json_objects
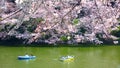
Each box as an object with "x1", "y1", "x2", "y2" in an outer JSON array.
[{"x1": 18, "y1": 55, "x2": 36, "y2": 60}]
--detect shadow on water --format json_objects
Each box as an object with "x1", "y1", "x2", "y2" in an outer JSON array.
[
  {"x1": 0, "y1": 42, "x2": 120, "y2": 48},
  {"x1": 0, "y1": 36, "x2": 120, "y2": 47}
]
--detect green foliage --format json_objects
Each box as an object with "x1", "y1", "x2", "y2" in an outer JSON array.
[
  {"x1": 41, "y1": 33, "x2": 52, "y2": 40},
  {"x1": 111, "y1": 30, "x2": 120, "y2": 37},
  {"x1": 21, "y1": 17, "x2": 44, "y2": 32},
  {"x1": 27, "y1": 25, "x2": 37, "y2": 32},
  {"x1": 60, "y1": 36, "x2": 68, "y2": 41},
  {"x1": 28, "y1": 17, "x2": 44, "y2": 24},
  {"x1": 96, "y1": 33, "x2": 102, "y2": 38},
  {"x1": 72, "y1": 19, "x2": 79, "y2": 25},
  {"x1": 0, "y1": 25, "x2": 4, "y2": 32},
  {"x1": 111, "y1": 26, "x2": 120, "y2": 37},
  {"x1": 35, "y1": 18, "x2": 44, "y2": 23},
  {"x1": 118, "y1": 20, "x2": 120, "y2": 23},
  {"x1": 118, "y1": 38, "x2": 120, "y2": 42},
  {"x1": 3, "y1": 23, "x2": 16, "y2": 32},
  {"x1": 117, "y1": 26, "x2": 120, "y2": 30},
  {"x1": 79, "y1": 27, "x2": 87, "y2": 34},
  {"x1": 15, "y1": 26, "x2": 25, "y2": 33},
  {"x1": 96, "y1": 33, "x2": 104, "y2": 41}
]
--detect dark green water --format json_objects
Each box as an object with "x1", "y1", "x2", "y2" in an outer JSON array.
[{"x1": 0, "y1": 46, "x2": 120, "y2": 68}]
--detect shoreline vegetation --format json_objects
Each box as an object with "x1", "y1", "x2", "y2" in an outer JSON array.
[
  {"x1": 0, "y1": 40, "x2": 119, "y2": 47},
  {"x1": 0, "y1": 0, "x2": 120, "y2": 46}
]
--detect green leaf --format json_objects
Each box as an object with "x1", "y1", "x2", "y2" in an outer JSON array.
[
  {"x1": 60, "y1": 36, "x2": 68, "y2": 41},
  {"x1": 35, "y1": 18, "x2": 44, "y2": 23},
  {"x1": 72, "y1": 19, "x2": 79, "y2": 25}
]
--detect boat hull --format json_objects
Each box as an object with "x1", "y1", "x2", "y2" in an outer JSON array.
[{"x1": 18, "y1": 56, "x2": 36, "y2": 60}]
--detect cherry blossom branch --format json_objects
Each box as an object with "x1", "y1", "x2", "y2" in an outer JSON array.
[{"x1": 0, "y1": 8, "x2": 22, "y2": 22}]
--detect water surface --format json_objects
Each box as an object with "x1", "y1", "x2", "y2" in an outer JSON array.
[{"x1": 0, "y1": 46, "x2": 120, "y2": 68}]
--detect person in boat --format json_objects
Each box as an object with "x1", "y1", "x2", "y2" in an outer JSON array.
[
  {"x1": 25, "y1": 55, "x2": 29, "y2": 57},
  {"x1": 25, "y1": 53, "x2": 29, "y2": 57},
  {"x1": 30, "y1": 54, "x2": 33, "y2": 56}
]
